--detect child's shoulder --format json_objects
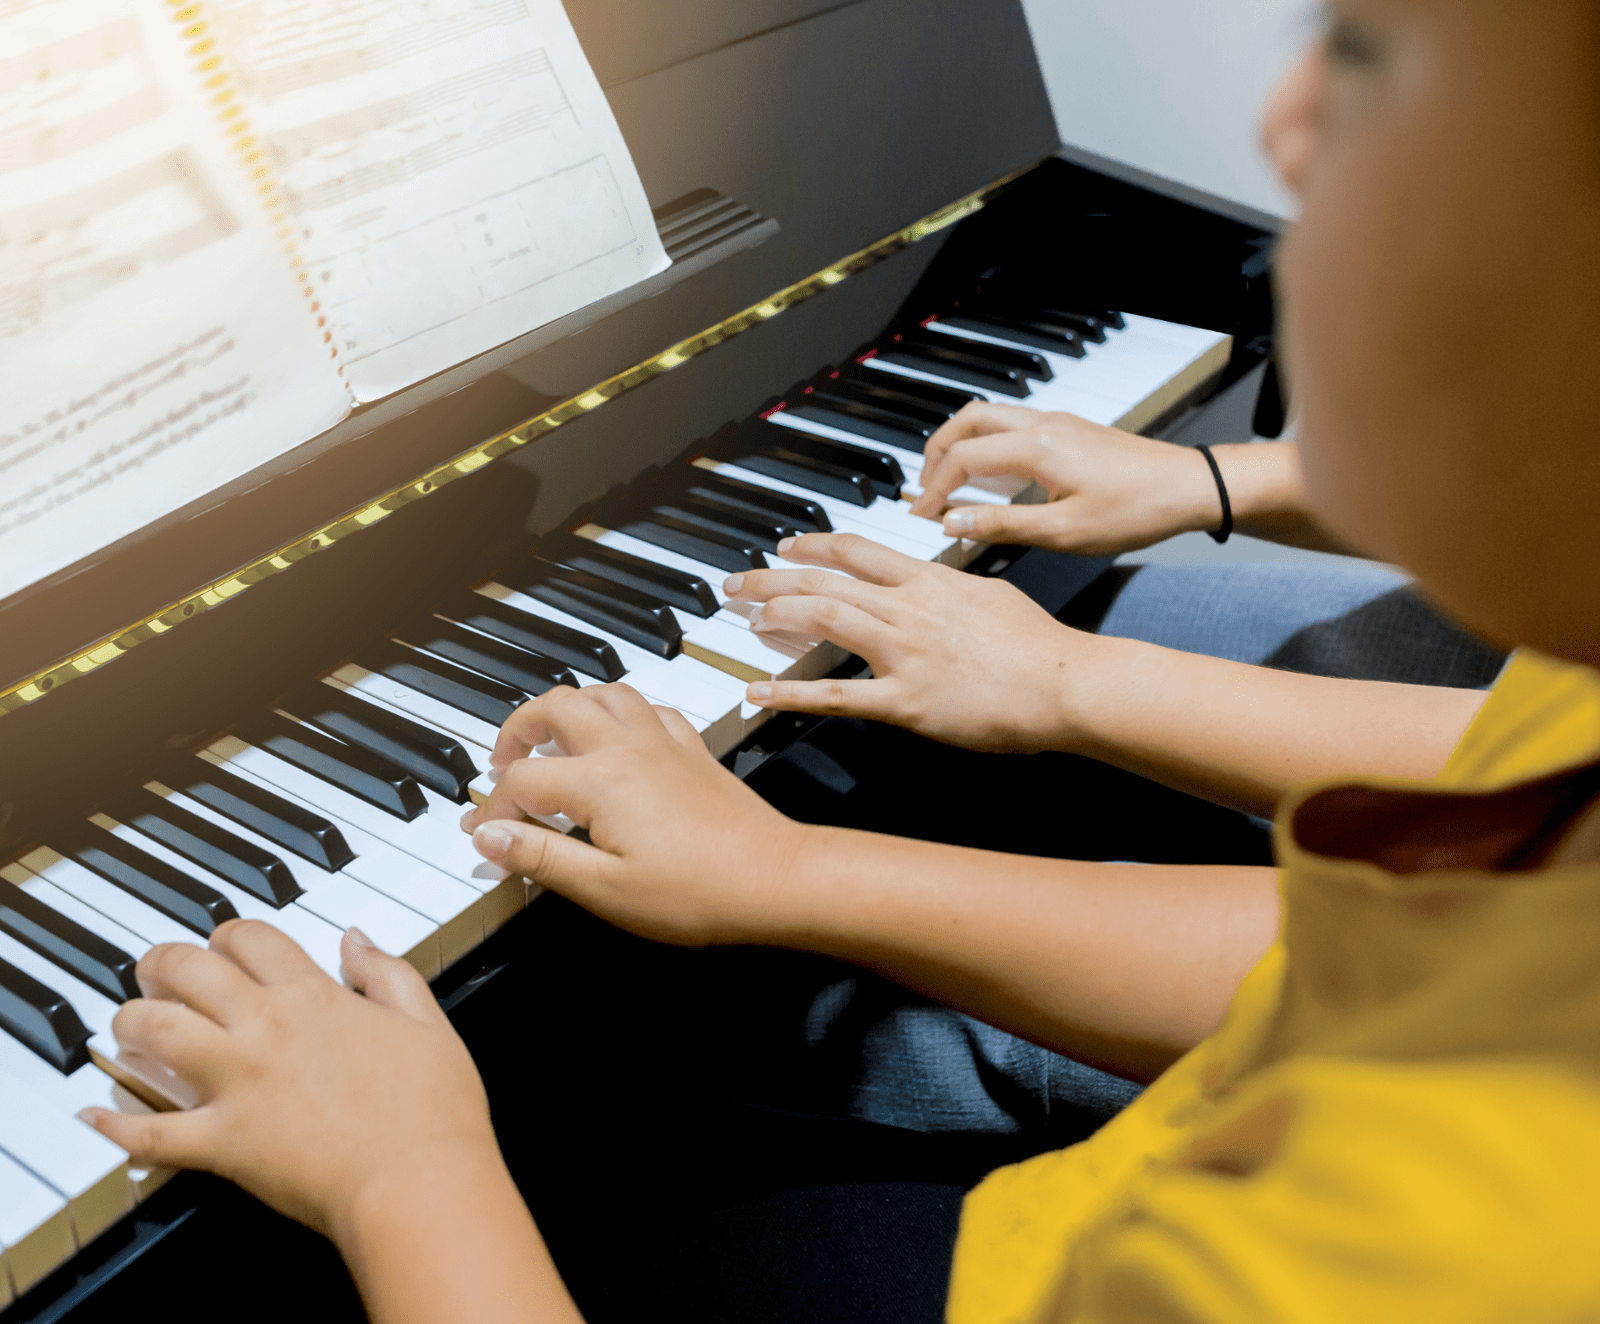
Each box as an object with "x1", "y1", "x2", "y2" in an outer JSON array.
[{"x1": 1441, "y1": 650, "x2": 1600, "y2": 789}]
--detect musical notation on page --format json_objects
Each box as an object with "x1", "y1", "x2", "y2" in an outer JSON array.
[
  {"x1": 0, "y1": 0, "x2": 667, "y2": 604},
  {"x1": 0, "y1": 0, "x2": 348, "y2": 604},
  {"x1": 212, "y1": 0, "x2": 670, "y2": 399}
]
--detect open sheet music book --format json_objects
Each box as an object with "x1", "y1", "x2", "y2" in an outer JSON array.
[{"x1": 0, "y1": 0, "x2": 668, "y2": 603}]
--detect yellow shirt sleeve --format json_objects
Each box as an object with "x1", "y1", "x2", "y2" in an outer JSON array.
[{"x1": 1055, "y1": 1057, "x2": 1600, "y2": 1323}]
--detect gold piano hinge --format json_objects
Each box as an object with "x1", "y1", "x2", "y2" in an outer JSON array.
[{"x1": 0, "y1": 158, "x2": 1044, "y2": 719}]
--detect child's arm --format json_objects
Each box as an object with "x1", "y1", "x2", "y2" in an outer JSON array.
[
  {"x1": 467, "y1": 687, "x2": 1282, "y2": 1082},
  {"x1": 907, "y1": 403, "x2": 1339, "y2": 554},
  {"x1": 86, "y1": 925, "x2": 584, "y2": 1324},
  {"x1": 728, "y1": 533, "x2": 1487, "y2": 818}
]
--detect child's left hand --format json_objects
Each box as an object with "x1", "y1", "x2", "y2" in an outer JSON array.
[{"x1": 84, "y1": 921, "x2": 499, "y2": 1241}]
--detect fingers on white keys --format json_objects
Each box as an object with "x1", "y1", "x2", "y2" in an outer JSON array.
[
  {"x1": 652, "y1": 705, "x2": 707, "y2": 750},
  {"x1": 209, "y1": 918, "x2": 326, "y2": 987},
  {"x1": 919, "y1": 432, "x2": 1049, "y2": 516},
  {"x1": 748, "y1": 594, "x2": 894, "y2": 657},
  {"x1": 724, "y1": 566, "x2": 900, "y2": 620},
  {"x1": 82, "y1": 1102, "x2": 218, "y2": 1172},
  {"x1": 942, "y1": 497, "x2": 1076, "y2": 545},
  {"x1": 745, "y1": 676, "x2": 891, "y2": 719},
  {"x1": 471, "y1": 817, "x2": 617, "y2": 894},
  {"x1": 914, "y1": 402, "x2": 1036, "y2": 513},
  {"x1": 340, "y1": 927, "x2": 443, "y2": 1024},
  {"x1": 108, "y1": 997, "x2": 231, "y2": 1098},
  {"x1": 768, "y1": 531, "x2": 921, "y2": 585},
  {"x1": 135, "y1": 941, "x2": 258, "y2": 1026}
]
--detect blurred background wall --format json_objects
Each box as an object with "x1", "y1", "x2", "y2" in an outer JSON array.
[{"x1": 1020, "y1": 0, "x2": 1310, "y2": 220}]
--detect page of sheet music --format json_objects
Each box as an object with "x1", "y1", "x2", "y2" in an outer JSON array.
[
  {"x1": 215, "y1": 0, "x2": 671, "y2": 401},
  {"x1": 0, "y1": 0, "x2": 349, "y2": 604}
]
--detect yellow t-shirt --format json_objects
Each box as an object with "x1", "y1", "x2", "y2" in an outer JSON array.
[{"x1": 947, "y1": 650, "x2": 1600, "y2": 1323}]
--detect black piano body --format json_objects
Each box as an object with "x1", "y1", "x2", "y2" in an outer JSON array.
[{"x1": 0, "y1": 2, "x2": 1279, "y2": 1318}]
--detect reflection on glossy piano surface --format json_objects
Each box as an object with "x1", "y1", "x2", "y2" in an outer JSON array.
[{"x1": 0, "y1": 0, "x2": 1278, "y2": 1316}]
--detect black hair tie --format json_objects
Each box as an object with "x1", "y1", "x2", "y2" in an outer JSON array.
[{"x1": 1196, "y1": 445, "x2": 1233, "y2": 544}]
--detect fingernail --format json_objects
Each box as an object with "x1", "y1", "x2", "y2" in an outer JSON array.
[
  {"x1": 748, "y1": 603, "x2": 765, "y2": 629},
  {"x1": 474, "y1": 824, "x2": 513, "y2": 860},
  {"x1": 459, "y1": 807, "x2": 479, "y2": 832},
  {"x1": 76, "y1": 1107, "x2": 106, "y2": 1128},
  {"x1": 777, "y1": 536, "x2": 796, "y2": 554},
  {"x1": 748, "y1": 682, "x2": 773, "y2": 701},
  {"x1": 723, "y1": 573, "x2": 744, "y2": 595},
  {"x1": 944, "y1": 509, "x2": 975, "y2": 534},
  {"x1": 345, "y1": 926, "x2": 374, "y2": 950}
]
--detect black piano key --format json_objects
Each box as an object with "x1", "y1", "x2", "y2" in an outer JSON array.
[
  {"x1": 834, "y1": 362, "x2": 980, "y2": 415},
  {"x1": 393, "y1": 619, "x2": 580, "y2": 698},
  {"x1": 355, "y1": 639, "x2": 530, "y2": 727},
  {"x1": 501, "y1": 562, "x2": 684, "y2": 659},
  {"x1": 436, "y1": 594, "x2": 626, "y2": 683},
  {"x1": 0, "y1": 956, "x2": 92, "y2": 1074},
  {"x1": 937, "y1": 314, "x2": 1086, "y2": 358},
  {"x1": 1023, "y1": 309, "x2": 1108, "y2": 343},
  {"x1": 47, "y1": 822, "x2": 240, "y2": 938},
  {"x1": 709, "y1": 436, "x2": 877, "y2": 506},
  {"x1": 156, "y1": 760, "x2": 355, "y2": 873},
  {"x1": 900, "y1": 329, "x2": 1052, "y2": 382},
  {"x1": 0, "y1": 878, "x2": 140, "y2": 1003},
  {"x1": 678, "y1": 471, "x2": 831, "y2": 535},
  {"x1": 235, "y1": 712, "x2": 429, "y2": 822},
  {"x1": 101, "y1": 788, "x2": 303, "y2": 909},
  {"x1": 617, "y1": 514, "x2": 771, "y2": 574},
  {"x1": 279, "y1": 683, "x2": 478, "y2": 805},
  {"x1": 756, "y1": 426, "x2": 906, "y2": 498},
  {"x1": 874, "y1": 345, "x2": 1029, "y2": 398},
  {"x1": 650, "y1": 494, "x2": 801, "y2": 554},
  {"x1": 1034, "y1": 307, "x2": 1123, "y2": 333},
  {"x1": 783, "y1": 398, "x2": 933, "y2": 454},
  {"x1": 540, "y1": 533, "x2": 721, "y2": 617},
  {"x1": 809, "y1": 378, "x2": 952, "y2": 429}
]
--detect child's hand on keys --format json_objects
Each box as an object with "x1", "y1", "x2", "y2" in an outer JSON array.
[
  {"x1": 82, "y1": 921, "x2": 496, "y2": 1241},
  {"x1": 464, "y1": 683, "x2": 808, "y2": 947},
  {"x1": 722, "y1": 531, "x2": 1099, "y2": 753}
]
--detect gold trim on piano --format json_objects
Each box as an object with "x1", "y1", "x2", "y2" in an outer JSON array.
[{"x1": 0, "y1": 159, "x2": 1044, "y2": 719}]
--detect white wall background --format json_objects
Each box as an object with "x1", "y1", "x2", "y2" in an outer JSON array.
[{"x1": 1020, "y1": 0, "x2": 1311, "y2": 219}]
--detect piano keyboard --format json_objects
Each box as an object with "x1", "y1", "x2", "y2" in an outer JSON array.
[{"x1": 0, "y1": 302, "x2": 1227, "y2": 1300}]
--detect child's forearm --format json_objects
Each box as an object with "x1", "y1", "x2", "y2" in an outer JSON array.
[
  {"x1": 766, "y1": 831, "x2": 1282, "y2": 1083},
  {"x1": 335, "y1": 1140, "x2": 584, "y2": 1324},
  {"x1": 1060, "y1": 634, "x2": 1489, "y2": 818}
]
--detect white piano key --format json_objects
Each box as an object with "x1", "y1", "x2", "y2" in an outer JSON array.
[
  {"x1": 577, "y1": 527, "x2": 859, "y2": 682},
  {"x1": 0, "y1": 1147, "x2": 73, "y2": 1300},
  {"x1": 89, "y1": 816, "x2": 346, "y2": 982},
  {"x1": 0, "y1": 863, "x2": 152, "y2": 965},
  {"x1": 0, "y1": 1033, "x2": 167, "y2": 1200},
  {"x1": 473, "y1": 584, "x2": 746, "y2": 754},
  {"x1": 143, "y1": 782, "x2": 452, "y2": 977},
  {"x1": 693, "y1": 460, "x2": 954, "y2": 563},
  {"x1": 200, "y1": 741, "x2": 521, "y2": 950},
  {"x1": 203, "y1": 738, "x2": 505, "y2": 894},
  {"x1": 864, "y1": 351, "x2": 1127, "y2": 427},
  {"x1": 0, "y1": 1067, "x2": 132, "y2": 1247},
  {"x1": 16, "y1": 849, "x2": 192, "y2": 951},
  {"x1": 0, "y1": 1030, "x2": 168, "y2": 1196},
  {"x1": 767, "y1": 416, "x2": 1014, "y2": 519}
]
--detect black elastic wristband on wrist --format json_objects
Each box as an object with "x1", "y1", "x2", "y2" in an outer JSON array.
[{"x1": 1197, "y1": 445, "x2": 1233, "y2": 544}]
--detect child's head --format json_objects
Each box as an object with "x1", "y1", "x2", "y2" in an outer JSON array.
[{"x1": 1262, "y1": 1, "x2": 1600, "y2": 665}]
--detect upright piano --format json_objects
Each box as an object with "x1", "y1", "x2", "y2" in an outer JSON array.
[{"x1": 0, "y1": 1, "x2": 1279, "y2": 1316}]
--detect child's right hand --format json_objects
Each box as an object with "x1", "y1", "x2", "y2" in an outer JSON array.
[
  {"x1": 83, "y1": 921, "x2": 499, "y2": 1242},
  {"x1": 909, "y1": 400, "x2": 1226, "y2": 553}
]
